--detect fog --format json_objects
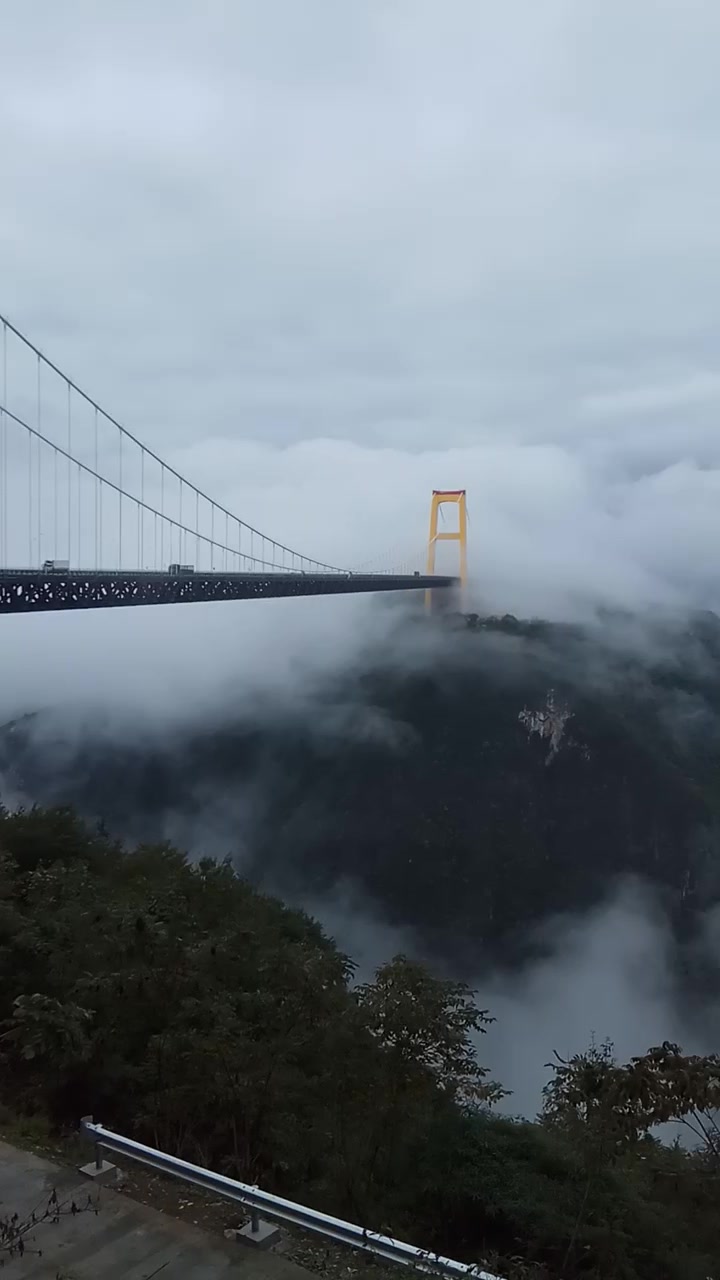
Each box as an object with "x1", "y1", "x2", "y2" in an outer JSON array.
[
  {"x1": 481, "y1": 882, "x2": 697, "y2": 1119},
  {"x1": 287, "y1": 876, "x2": 720, "y2": 1120}
]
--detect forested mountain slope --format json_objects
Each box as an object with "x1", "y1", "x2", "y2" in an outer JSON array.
[
  {"x1": 1, "y1": 805, "x2": 720, "y2": 1280},
  {"x1": 2, "y1": 611, "x2": 720, "y2": 974}
]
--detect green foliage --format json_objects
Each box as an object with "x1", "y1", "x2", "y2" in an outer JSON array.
[
  {"x1": 1, "y1": 805, "x2": 720, "y2": 1278},
  {"x1": 544, "y1": 1037, "x2": 720, "y2": 1168},
  {"x1": 542, "y1": 1037, "x2": 633, "y2": 1165},
  {"x1": 356, "y1": 955, "x2": 506, "y2": 1105},
  {"x1": 2, "y1": 994, "x2": 93, "y2": 1065}
]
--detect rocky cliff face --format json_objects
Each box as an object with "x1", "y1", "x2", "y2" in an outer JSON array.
[{"x1": 3, "y1": 610, "x2": 720, "y2": 974}]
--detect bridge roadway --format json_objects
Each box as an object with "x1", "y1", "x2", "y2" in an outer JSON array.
[{"x1": 0, "y1": 568, "x2": 458, "y2": 614}]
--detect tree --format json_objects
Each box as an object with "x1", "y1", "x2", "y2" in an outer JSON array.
[
  {"x1": 619, "y1": 1042, "x2": 720, "y2": 1166},
  {"x1": 542, "y1": 1037, "x2": 632, "y2": 1165},
  {"x1": 330, "y1": 956, "x2": 507, "y2": 1228},
  {"x1": 544, "y1": 1037, "x2": 720, "y2": 1167},
  {"x1": 1, "y1": 993, "x2": 92, "y2": 1066},
  {"x1": 356, "y1": 954, "x2": 505, "y2": 1105}
]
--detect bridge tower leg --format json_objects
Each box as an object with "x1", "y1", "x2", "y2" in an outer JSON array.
[{"x1": 425, "y1": 489, "x2": 467, "y2": 612}]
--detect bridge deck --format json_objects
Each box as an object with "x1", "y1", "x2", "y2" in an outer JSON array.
[{"x1": 0, "y1": 569, "x2": 457, "y2": 614}]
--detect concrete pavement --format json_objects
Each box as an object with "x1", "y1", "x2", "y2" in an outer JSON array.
[{"x1": 0, "y1": 1139, "x2": 311, "y2": 1280}]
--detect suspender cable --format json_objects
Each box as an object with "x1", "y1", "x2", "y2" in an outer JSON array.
[
  {"x1": 0, "y1": 322, "x2": 6, "y2": 566},
  {"x1": 118, "y1": 429, "x2": 123, "y2": 569},
  {"x1": 36, "y1": 357, "x2": 41, "y2": 561},
  {"x1": 94, "y1": 406, "x2": 99, "y2": 568}
]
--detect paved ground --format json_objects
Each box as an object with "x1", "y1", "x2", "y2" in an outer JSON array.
[{"x1": 0, "y1": 1140, "x2": 311, "y2": 1280}]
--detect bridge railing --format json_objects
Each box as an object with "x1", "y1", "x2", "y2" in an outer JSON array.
[{"x1": 79, "y1": 1118, "x2": 502, "y2": 1280}]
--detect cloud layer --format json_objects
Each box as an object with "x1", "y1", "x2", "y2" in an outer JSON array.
[{"x1": 3, "y1": 3, "x2": 720, "y2": 710}]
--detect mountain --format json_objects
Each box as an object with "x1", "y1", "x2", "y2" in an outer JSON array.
[{"x1": 3, "y1": 610, "x2": 720, "y2": 976}]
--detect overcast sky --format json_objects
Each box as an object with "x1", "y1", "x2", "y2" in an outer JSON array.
[{"x1": 3, "y1": 0, "x2": 720, "y2": 711}]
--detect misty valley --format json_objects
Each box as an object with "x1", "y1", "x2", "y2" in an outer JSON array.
[{"x1": 2, "y1": 610, "x2": 720, "y2": 1279}]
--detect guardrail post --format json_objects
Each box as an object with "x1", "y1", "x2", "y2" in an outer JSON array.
[
  {"x1": 236, "y1": 1200, "x2": 282, "y2": 1250},
  {"x1": 79, "y1": 1115, "x2": 119, "y2": 1186}
]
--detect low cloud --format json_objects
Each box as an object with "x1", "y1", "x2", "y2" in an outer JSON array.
[
  {"x1": 258, "y1": 876, "x2": 718, "y2": 1122},
  {"x1": 478, "y1": 881, "x2": 709, "y2": 1120},
  {"x1": 2, "y1": 430, "x2": 720, "y2": 730}
]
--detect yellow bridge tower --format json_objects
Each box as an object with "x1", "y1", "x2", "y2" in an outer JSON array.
[{"x1": 425, "y1": 489, "x2": 467, "y2": 610}]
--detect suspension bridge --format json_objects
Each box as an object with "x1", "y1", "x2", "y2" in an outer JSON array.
[{"x1": 0, "y1": 315, "x2": 460, "y2": 616}]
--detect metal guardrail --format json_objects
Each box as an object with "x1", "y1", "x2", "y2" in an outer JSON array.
[{"x1": 80, "y1": 1118, "x2": 502, "y2": 1280}]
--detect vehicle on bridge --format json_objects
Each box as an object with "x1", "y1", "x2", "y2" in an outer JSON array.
[{"x1": 168, "y1": 564, "x2": 195, "y2": 576}]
